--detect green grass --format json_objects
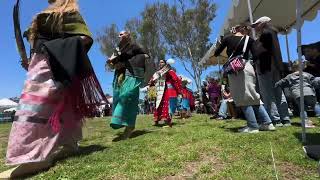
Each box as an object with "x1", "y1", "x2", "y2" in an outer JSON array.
[{"x1": 0, "y1": 115, "x2": 319, "y2": 179}]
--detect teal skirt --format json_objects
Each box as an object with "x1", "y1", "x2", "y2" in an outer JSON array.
[{"x1": 110, "y1": 75, "x2": 142, "y2": 129}]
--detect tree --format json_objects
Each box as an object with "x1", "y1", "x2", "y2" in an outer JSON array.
[
  {"x1": 154, "y1": 0, "x2": 217, "y2": 92},
  {"x1": 139, "y1": 4, "x2": 166, "y2": 65},
  {"x1": 96, "y1": 23, "x2": 119, "y2": 58},
  {"x1": 96, "y1": 0, "x2": 217, "y2": 92},
  {"x1": 97, "y1": 10, "x2": 166, "y2": 68},
  {"x1": 206, "y1": 70, "x2": 221, "y2": 81}
]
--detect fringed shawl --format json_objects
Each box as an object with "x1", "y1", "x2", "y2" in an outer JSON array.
[{"x1": 31, "y1": 11, "x2": 106, "y2": 132}]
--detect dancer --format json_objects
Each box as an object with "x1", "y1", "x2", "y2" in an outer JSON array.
[
  {"x1": 149, "y1": 59, "x2": 182, "y2": 127},
  {"x1": 0, "y1": 0, "x2": 106, "y2": 178},
  {"x1": 107, "y1": 31, "x2": 151, "y2": 139},
  {"x1": 180, "y1": 78, "x2": 194, "y2": 119}
]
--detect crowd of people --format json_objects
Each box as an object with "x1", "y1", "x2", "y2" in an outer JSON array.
[
  {"x1": 180, "y1": 16, "x2": 320, "y2": 135},
  {"x1": 1, "y1": 0, "x2": 320, "y2": 178}
]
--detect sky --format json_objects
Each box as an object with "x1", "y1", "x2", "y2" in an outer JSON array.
[{"x1": 0, "y1": 0, "x2": 319, "y2": 99}]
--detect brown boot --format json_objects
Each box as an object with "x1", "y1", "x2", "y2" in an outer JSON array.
[{"x1": 122, "y1": 126, "x2": 135, "y2": 139}]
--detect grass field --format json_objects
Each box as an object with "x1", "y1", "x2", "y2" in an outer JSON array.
[{"x1": 0, "y1": 115, "x2": 319, "y2": 179}]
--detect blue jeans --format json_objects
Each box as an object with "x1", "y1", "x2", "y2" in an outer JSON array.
[
  {"x1": 296, "y1": 96, "x2": 320, "y2": 118},
  {"x1": 257, "y1": 70, "x2": 291, "y2": 123},
  {"x1": 241, "y1": 105, "x2": 272, "y2": 128},
  {"x1": 218, "y1": 100, "x2": 228, "y2": 118}
]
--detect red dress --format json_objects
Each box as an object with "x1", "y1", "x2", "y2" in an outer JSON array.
[
  {"x1": 154, "y1": 70, "x2": 182, "y2": 123},
  {"x1": 181, "y1": 87, "x2": 195, "y2": 111}
]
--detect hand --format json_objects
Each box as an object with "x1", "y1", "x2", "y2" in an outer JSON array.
[{"x1": 105, "y1": 58, "x2": 115, "y2": 71}]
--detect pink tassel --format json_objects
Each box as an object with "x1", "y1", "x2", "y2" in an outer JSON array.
[
  {"x1": 48, "y1": 100, "x2": 65, "y2": 133},
  {"x1": 48, "y1": 69, "x2": 107, "y2": 133}
]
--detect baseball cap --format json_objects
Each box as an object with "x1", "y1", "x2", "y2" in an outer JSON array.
[{"x1": 252, "y1": 16, "x2": 271, "y2": 27}]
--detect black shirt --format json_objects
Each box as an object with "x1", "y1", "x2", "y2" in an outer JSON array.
[{"x1": 214, "y1": 35, "x2": 255, "y2": 60}]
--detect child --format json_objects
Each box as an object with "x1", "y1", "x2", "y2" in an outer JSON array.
[
  {"x1": 275, "y1": 61, "x2": 320, "y2": 128},
  {"x1": 180, "y1": 78, "x2": 194, "y2": 119}
]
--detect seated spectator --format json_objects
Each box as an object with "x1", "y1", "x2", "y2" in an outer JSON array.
[
  {"x1": 302, "y1": 41, "x2": 320, "y2": 77},
  {"x1": 217, "y1": 86, "x2": 234, "y2": 120},
  {"x1": 275, "y1": 61, "x2": 320, "y2": 128}
]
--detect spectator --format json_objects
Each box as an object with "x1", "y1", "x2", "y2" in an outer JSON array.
[
  {"x1": 275, "y1": 61, "x2": 320, "y2": 128},
  {"x1": 252, "y1": 16, "x2": 291, "y2": 127},
  {"x1": 144, "y1": 96, "x2": 150, "y2": 114},
  {"x1": 207, "y1": 78, "x2": 221, "y2": 118},
  {"x1": 217, "y1": 86, "x2": 234, "y2": 120},
  {"x1": 214, "y1": 24, "x2": 275, "y2": 133},
  {"x1": 201, "y1": 80, "x2": 212, "y2": 114},
  {"x1": 302, "y1": 41, "x2": 320, "y2": 77}
]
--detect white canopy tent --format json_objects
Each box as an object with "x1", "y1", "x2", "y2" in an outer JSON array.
[
  {"x1": 4, "y1": 107, "x2": 17, "y2": 112},
  {"x1": 199, "y1": 40, "x2": 228, "y2": 68},
  {"x1": 201, "y1": 0, "x2": 320, "y2": 143},
  {"x1": 200, "y1": 0, "x2": 320, "y2": 67},
  {"x1": 220, "y1": 0, "x2": 320, "y2": 36},
  {"x1": 0, "y1": 98, "x2": 18, "y2": 108}
]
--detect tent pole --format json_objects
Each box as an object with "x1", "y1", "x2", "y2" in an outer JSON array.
[
  {"x1": 218, "y1": 56, "x2": 221, "y2": 76},
  {"x1": 285, "y1": 33, "x2": 292, "y2": 68},
  {"x1": 296, "y1": 0, "x2": 306, "y2": 144},
  {"x1": 247, "y1": 0, "x2": 256, "y2": 39}
]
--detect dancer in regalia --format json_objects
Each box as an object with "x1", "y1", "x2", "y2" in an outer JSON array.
[
  {"x1": 0, "y1": 0, "x2": 106, "y2": 178},
  {"x1": 107, "y1": 31, "x2": 152, "y2": 139},
  {"x1": 149, "y1": 59, "x2": 182, "y2": 127}
]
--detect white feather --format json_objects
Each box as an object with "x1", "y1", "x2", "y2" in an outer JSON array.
[{"x1": 166, "y1": 58, "x2": 175, "y2": 64}]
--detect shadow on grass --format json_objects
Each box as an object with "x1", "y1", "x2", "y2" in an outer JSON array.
[
  {"x1": 55, "y1": 145, "x2": 108, "y2": 162},
  {"x1": 294, "y1": 132, "x2": 320, "y2": 145},
  {"x1": 291, "y1": 122, "x2": 302, "y2": 127},
  {"x1": 17, "y1": 145, "x2": 107, "y2": 179},
  {"x1": 113, "y1": 129, "x2": 153, "y2": 142},
  {"x1": 220, "y1": 126, "x2": 244, "y2": 133},
  {"x1": 153, "y1": 122, "x2": 178, "y2": 127}
]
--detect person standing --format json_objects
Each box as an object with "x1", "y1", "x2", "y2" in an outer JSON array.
[
  {"x1": 107, "y1": 31, "x2": 151, "y2": 139},
  {"x1": 207, "y1": 78, "x2": 221, "y2": 118},
  {"x1": 252, "y1": 16, "x2": 291, "y2": 126},
  {"x1": 201, "y1": 80, "x2": 212, "y2": 114},
  {"x1": 0, "y1": 0, "x2": 106, "y2": 178},
  {"x1": 180, "y1": 78, "x2": 194, "y2": 119},
  {"x1": 150, "y1": 60, "x2": 182, "y2": 127},
  {"x1": 214, "y1": 24, "x2": 275, "y2": 133}
]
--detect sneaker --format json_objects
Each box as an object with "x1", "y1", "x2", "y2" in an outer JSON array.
[
  {"x1": 217, "y1": 117, "x2": 225, "y2": 120},
  {"x1": 282, "y1": 122, "x2": 292, "y2": 127},
  {"x1": 282, "y1": 120, "x2": 291, "y2": 127},
  {"x1": 274, "y1": 122, "x2": 283, "y2": 127},
  {"x1": 238, "y1": 126, "x2": 259, "y2": 133},
  {"x1": 260, "y1": 123, "x2": 276, "y2": 131}
]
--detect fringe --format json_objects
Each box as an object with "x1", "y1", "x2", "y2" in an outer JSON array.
[{"x1": 48, "y1": 70, "x2": 107, "y2": 133}]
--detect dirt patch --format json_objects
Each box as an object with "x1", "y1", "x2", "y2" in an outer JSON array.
[
  {"x1": 278, "y1": 162, "x2": 318, "y2": 179},
  {"x1": 163, "y1": 151, "x2": 225, "y2": 180}
]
